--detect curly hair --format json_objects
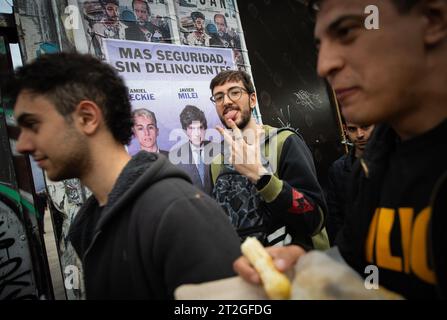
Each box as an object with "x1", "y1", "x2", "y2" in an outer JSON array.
[
  {"x1": 210, "y1": 70, "x2": 255, "y2": 94},
  {"x1": 9, "y1": 52, "x2": 133, "y2": 145}
]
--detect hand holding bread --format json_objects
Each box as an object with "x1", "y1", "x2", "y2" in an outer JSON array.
[{"x1": 240, "y1": 237, "x2": 292, "y2": 300}]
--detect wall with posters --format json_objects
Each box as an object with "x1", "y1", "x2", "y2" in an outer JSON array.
[
  {"x1": 8, "y1": 0, "x2": 342, "y2": 299},
  {"x1": 74, "y1": 0, "x2": 249, "y2": 68},
  {"x1": 104, "y1": 39, "x2": 234, "y2": 153},
  {"x1": 10, "y1": 0, "x2": 252, "y2": 299},
  {"x1": 73, "y1": 0, "x2": 252, "y2": 194}
]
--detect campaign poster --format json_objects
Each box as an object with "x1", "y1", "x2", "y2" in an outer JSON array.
[
  {"x1": 174, "y1": 0, "x2": 246, "y2": 67},
  {"x1": 103, "y1": 38, "x2": 235, "y2": 155},
  {"x1": 78, "y1": 0, "x2": 175, "y2": 59}
]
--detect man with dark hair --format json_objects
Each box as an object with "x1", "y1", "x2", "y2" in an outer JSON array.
[
  {"x1": 132, "y1": 108, "x2": 168, "y2": 156},
  {"x1": 326, "y1": 121, "x2": 375, "y2": 244},
  {"x1": 170, "y1": 105, "x2": 217, "y2": 194},
  {"x1": 10, "y1": 52, "x2": 240, "y2": 299},
  {"x1": 235, "y1": 0, "x2": 447, "y2": 299},
  {"x1": 125, "y1": 0, "x2": 171, "y2": 42},
  {"x1": 187, "y1": 11, "x2": 211, "y2": 46},
  {"x1": 210, "y1": 70, "x2": 329, "y2": 249},
  {"x1": 213, "y1": 13, "x2": 241, "y2": 50},
  {"x1": 213, "y1": 14, "x2": 243, "y2": 65},
  {"x1": 92, "y1": 0, "x2": 127, "y2": 57}
]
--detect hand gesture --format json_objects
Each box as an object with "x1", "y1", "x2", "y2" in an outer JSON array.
[{"x1": 216, "y1": 120, "x2": 268, "y2": 183}]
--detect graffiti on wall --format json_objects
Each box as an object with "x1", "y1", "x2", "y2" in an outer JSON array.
[
  {"x1": 1, "y1": 57, "x2": 49, "y2": 299},
  {"x1": 0, "y1": 196, "x2": 37, "y2": 300}
]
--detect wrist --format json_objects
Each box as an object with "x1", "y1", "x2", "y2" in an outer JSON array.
[
  {"x1": 255, "y1": 173, "x2": 272, "y2": 189},
  {"x1": 247, "y1": 164, "x2": 267, "y2": 183}
]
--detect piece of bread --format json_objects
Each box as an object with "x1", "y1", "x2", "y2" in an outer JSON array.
[{"x1": 241, "y1": 237, "x2": 291, "y2": 300}]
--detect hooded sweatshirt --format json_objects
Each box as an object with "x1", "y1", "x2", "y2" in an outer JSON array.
[
  {"x1": 69, "y1": 151, "x2": 241, "y2": 299},
  {"x1": 336, "y1": 120, "x2": 447, "y2": 299}
]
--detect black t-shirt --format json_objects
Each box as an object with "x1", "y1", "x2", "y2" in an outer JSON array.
[{"x1": 361, "y1": 120, "x2": 447, "y2": 298}]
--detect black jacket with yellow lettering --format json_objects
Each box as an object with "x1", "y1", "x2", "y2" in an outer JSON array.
[
  {"x1": 336, "y1": 120, "x2": 447, "y2": 299},
  {"x1": 68, "y1": 151, "x2": 240, "y2": 299}
]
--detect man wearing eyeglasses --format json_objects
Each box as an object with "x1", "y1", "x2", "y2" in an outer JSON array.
[{"x1": 209, "y1": 70, "x2": 329, "y2": 249}]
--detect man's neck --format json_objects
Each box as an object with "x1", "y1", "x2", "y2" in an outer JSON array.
[
  {"x1": 105, "y1": 19, "x2": 118, "y2": 27},
  {"x1": 355, "y1": 147, "x2": 363, "y2": 158},
  {"x1": 80, "y1": 143, "x2": 131, "y2": 207},
  {"x1": 393, "y1": 57, "x2": 447, "y2": 140},
  {"x1": 190, "y1": 142, "x2": 203, "y2": 150},
  {"x1": 391, "y1": 104, "x2": 447, "y2": 141}
]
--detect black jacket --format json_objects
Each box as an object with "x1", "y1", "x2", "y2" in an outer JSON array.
[
  {"x1": 325, "y1": 148, "x2": 356, "y2": 244},
  {"x1": 211, "y1": 126, "x2": 328, "y2": 249},
  {"x1": 69, "y1": 151, "x2": 241, "y2": 299},
  {"x1": 169, "y1": 140, "x2": 219, "y2": 195},
  {"x1": 336, "y1": 121, "x2": 447, "y2": 299}
]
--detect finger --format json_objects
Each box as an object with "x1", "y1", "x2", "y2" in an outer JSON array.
[
  {"x1": 227, "y1": 119, "x2": 243, "y2": 141},
  {"x1": 232, "y1": 142, "x2": 245, "y2": 165},
  {"x1": 216, "y1": 125, "x2": 234, "y2": 145},
  {"x1": 267, "y1": 245, "x2": 305, "y2": 272},
  {"x1": 229, "y1": 148, "x2": 236, "y2": 165},
  {"x1": 233, "y1": 256, "x2": 261, "y2": 284}
]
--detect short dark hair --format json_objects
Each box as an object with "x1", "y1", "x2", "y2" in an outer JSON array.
[
  {"x1": 101, "y1": 0, "x2": 119, "y2": 8},
  {"x1": 210, "y1": 70, "x2": 255, "y2": 94},
  {"x1": 179, "y1": 105, "x2": 207, "y2": 130},
  {"x1": 191, "y1": 11, "x2": 205, "y2": 22},
  {"x1": 308, "y1": 0, "x2": 420, "y2": 16},
  {"x1": 214, "y1": 13, "x2": 227, "y2": 26},
  {"x1": 9, "y1": 52, "x2": 133, "y2": 145},
  {"x1": 132, "y1": 0, "x2": 150, "y2": 15}
]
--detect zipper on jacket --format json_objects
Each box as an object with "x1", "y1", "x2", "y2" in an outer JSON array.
[{"x1": 360, "y1": 158, "x2": 370, "y2": 178}]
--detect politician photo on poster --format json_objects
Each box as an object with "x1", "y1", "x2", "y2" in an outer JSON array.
[
  {"x1": 103, "y1": 39, "x2": 236, "y2": 188},
  {"x1": 78, "y1": 0, "x2": 174, "y2": 59},
  {"x1": 174, "y1": 0, "x2": 245, "y2": 66}
]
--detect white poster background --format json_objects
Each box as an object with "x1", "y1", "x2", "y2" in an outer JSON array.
[{"x1": 103, "y1": 38, "x2": 236, "y2": 154}]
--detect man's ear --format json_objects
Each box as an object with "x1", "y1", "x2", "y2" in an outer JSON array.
[
  {"x1": 249, "y1": 92, "x2": 257, "y2": 110},
  {"x1": 422, "y1": 0, "x2": 447, "y2": 46},
  {"x1": 73, "y1": 100, "x2": 102, "y2": 136}
]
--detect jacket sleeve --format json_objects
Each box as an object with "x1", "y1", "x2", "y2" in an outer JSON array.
[
  {"x1": 152, "y1": 193, "x2": 241, "y2": 298},
  {"x1": 335, "y1": 159, "x2": 368, "y2": 275},
  {"x1": 257, "y1": 134, "x2": 327, "y2": 237},
  {"x1": 325, "y1": 162, "x2": 345, "y2": 245}
]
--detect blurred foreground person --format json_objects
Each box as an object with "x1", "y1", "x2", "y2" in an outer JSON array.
[
  {"x1": 11, "y1": 52, "x2": 240, "y2": 299},
  {"x1": 234, "y1": 0, "x2": 447, "y2": 299}
]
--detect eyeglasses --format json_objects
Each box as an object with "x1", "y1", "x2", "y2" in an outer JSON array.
[{"x1": 210, "y1": 87, "x2": 250, "y2": 105}]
